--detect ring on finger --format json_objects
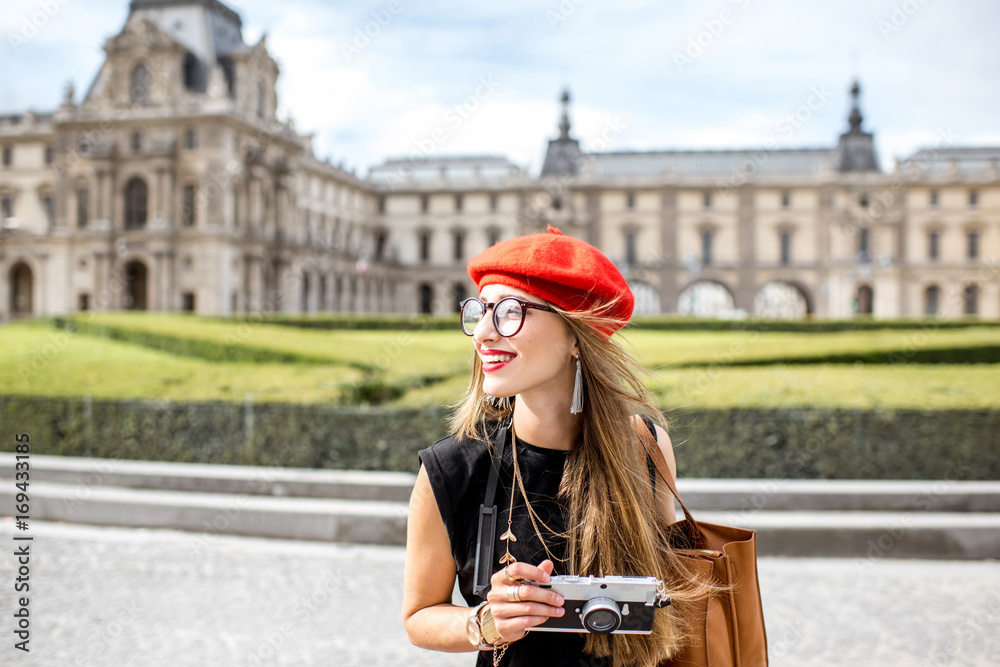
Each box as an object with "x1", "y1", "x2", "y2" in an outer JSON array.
[
  {"x1": 504, "y1": 565, "x2": 521, "y2": 583},
  {"x1": 506, "y1": 585, "x2": 521, "y2": 603}
]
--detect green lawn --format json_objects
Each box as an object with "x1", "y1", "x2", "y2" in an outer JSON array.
[
  {"x1": 2, "y1": 316, "x2": 996, "y2": 410},
  {"x1": 0, "y1": 321, "x2": 360, "y2": 404}
]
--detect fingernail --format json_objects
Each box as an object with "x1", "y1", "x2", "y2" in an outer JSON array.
[
  {"x1": 555, "y1": 596, "x2": 564, "y2": 605},
  {"x1": 556, "y1": 607, "x2": 565, "y2": 616},
  {"x1": 543, "y1": 572, "x2": 551, "y2": 582}
]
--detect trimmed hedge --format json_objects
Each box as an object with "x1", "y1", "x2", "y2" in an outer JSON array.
[
  {"x1": 2, "y1": 396, "x2": 997, "y2": 480},
  {"x1": 53, "y1": 317, "x2": 337, "y2": 367},
  {"x1": 258, "y1": 313, "x2": 999, "y2": 333},
  {"x1": 720, "y1": 345, "x2": 1000, "y2": 367}
]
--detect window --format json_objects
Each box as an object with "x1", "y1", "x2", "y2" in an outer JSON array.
[
  {"x1": 626, "y1": 192, "x2": 635, "y2": 210},
  {"x1": 78, "y1": 294, "x2": 90, "y2": 311},
  {"x1": 131, "y1": 132, "x2": 142, "y2": 154},
  {"x1": 375, "y1": 232, "x2": 387, "y2": 261},
  {"x1": 419, "y1": 231, "x2": 431, "y2": 263},
  {"x1": 858, "y1": 228, "x2": 870, "y2": 261},
  {"x1": 625, "y1": 231, "x2": 637, "y2": 265},
  {"x1": 124, "y1": 178, "x2": 148, "y2": 229},
  {"x1": 489, "y1": 194, "x2": 498, "y2": 212},
  {"x1": 455, "y1": 194, "x2": 463, "y2": 212},
  {"x1": 2, "y1": 147, "x2": 11, "y2": 167},
  {"x1": 780, "y1": 231, "x2": 792, "y2": 266},
  {"x1": 76, "y1": 188, "x2": 89, "y2": 228},
  {"x1": 1, "y1": 197, "x2": 12, "y2": 219},
  {"x1": 182, "y1": 292, "x2": 196, "y2": 312},
  {"x1": 183, "y1": 52, "x2": 199, "y2": 91},
  {"x1": 454, "y1": 230, "x2": 465, "y2": 261},
  {"x1": 182, "y1": 185, "x2": 196, "y2": 227},
  {"x1": 44, "y1": 145, "x2": 53, "y2": 165},
  {"x1": 928, "y1": 231, "x2": 940, "y2": 261},
  {"x1": 419, "y1": 283, "x2": 433, "y2": 314},
  {"x1": 701, "y1": 230, "x2": 714, "y2": 265},
  {"x1": 130, "y1": 64, "x2": 150, "y2": 103},
  {"x1": 929, "y1": 190, "x2": 939, "y2": 208},
  {"x1": 487, "y1": 228, "x2": 500, "y2": 247},
  {"x1": 185, "y1": 129, "x2": 198, "y2": 150},
  {"x1": 703, "y1": 192, "x2": 712, "y2": 209},
  {"x1": 968, "y1": 231, "x2": 980, "y2": 260},
  {"x1": 255, "y1": 81, "x2": 265, "y2": 118},
  {"x1": 924, "y1": 285, "x2": 939, "y2": 315},
  {"x1": 969, "y1": 190, "x2": 979, "y2": 208},
  {"x1": 781, "y1": 191, "x2": 791, "y2": 209},
  {"x1": 377, "y1": 196, "x2": 386, "y2": 214},
  {"x1": 963, "y1": 285, "x2": 978, "y2": 315},
  {"x1": 420, "y1": 195, "x2": 429, "y2": 214},
  {"x1": 551, "y1": 196, "x2": 562, "y2": 211},
  {"x1": 42, "y1": 195, "x2": 54, "y2": 226}
]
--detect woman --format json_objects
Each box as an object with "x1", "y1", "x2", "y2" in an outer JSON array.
[{"x1": 402, "y1": 226, "x2": 710, "y2": 666}]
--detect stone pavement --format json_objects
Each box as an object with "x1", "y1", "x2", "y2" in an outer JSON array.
[{"x1": 1, "y1": 520, "x2": 998, "y2": 667}]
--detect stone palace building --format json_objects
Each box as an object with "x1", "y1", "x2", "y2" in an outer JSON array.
[{"x1": 1, "y1": 0, "x2": 997, "y2": 322}]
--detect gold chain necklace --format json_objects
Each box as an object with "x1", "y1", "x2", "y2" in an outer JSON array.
[{"x1": 497, "y1": 427, "x2": 564, "y2": 570}]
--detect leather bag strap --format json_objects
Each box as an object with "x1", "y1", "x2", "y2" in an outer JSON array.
[{"x1": 638, "y1": 418, "x2": 706, "y2": 549}]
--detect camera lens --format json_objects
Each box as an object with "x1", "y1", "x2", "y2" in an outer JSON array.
[{"x1": 580, "y1": 598, "x2": 621, "y2": 634}]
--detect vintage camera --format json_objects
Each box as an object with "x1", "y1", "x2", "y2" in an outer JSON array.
[{"x1": 526, "y1": 575, "x2": 671, "y2": 635}]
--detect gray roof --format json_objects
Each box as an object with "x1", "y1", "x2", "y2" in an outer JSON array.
[
  {"x1": 583, "y1": 148, "x2": 835, "y2": 179},
  {"x1": 368, "y1": 156, "x2": 523, "y2": 185},
  {"x1": 903, "y1": 147, "x2": 1000, "y2": 175}
]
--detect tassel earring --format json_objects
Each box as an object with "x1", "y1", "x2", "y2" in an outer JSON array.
[{"x1": 570, "y1": 356, "x2": 583, "y2": 414}]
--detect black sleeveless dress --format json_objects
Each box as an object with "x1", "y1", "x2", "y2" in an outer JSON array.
[{"x1": 418, "y1": 426, "x2": 591, "y2": 666}]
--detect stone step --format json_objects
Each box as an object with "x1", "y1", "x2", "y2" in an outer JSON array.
[
  {"x1": 4, "y1": 454, "x2": 1000, "y2": 511},
  {"x1": 0, "y1": 481, "x2": 407, "y2": 546},
  {"x1": 3, "y1": 479, "x2": 1000, "y2": 559},
  {"x1": 0, "y1": 453, "x2": 415, "y2": 502}
]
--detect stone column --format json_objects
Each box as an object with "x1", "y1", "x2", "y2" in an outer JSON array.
[{"x1": 735, "y1": 187, "x2": 757, "y2": 312}]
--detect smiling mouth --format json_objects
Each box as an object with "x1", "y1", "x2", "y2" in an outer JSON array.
[{"x1": 481, "y1": 353, "x2": 516, "y2": 364}]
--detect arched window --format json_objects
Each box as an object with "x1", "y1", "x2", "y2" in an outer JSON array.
[
  {"x1": 924, "y1": 285, "x2": 940, "y2": 315},
  {"x1": 855, "y1": 285, "x2": 873, "y2": 315},
  {"x1": 130, "y1": 64, "x2": 150, "y2": 103},
  {"x1": 124, "y1": 177, "x2": 148, "y2": 230}
]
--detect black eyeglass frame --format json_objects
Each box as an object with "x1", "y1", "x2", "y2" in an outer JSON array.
[{"x1": 459, "y1": 296, "x2": 558, "y2": 337}]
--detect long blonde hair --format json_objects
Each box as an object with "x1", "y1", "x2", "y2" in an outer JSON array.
[{"x1": 450, "y1": 300, "x2": 715, "y2": 667}]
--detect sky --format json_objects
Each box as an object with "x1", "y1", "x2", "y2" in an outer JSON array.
[{"x1": 1, "y1": 0, "x2": 998, "y2": 176}]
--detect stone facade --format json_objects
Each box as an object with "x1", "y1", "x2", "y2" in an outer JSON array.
[{"x1": 1, "y1": 0, "x2": 997, "y2": 322}]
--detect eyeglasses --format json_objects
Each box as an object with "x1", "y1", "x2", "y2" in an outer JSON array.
[{"x1": 460, "y1": 297, "x2": 557, "y2": 337}]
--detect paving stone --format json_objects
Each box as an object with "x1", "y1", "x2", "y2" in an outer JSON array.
[{"x1": 0, "y1": 520, "x2": 998, "y2": 666}]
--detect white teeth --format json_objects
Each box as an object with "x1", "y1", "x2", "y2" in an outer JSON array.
[{"x1": 483, "y1": 354, "x2": 514, "y2": 363}]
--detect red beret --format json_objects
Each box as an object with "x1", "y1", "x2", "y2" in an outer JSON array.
[{"x1": 467, "y1": 225, "x2": 634, "y2": 336}]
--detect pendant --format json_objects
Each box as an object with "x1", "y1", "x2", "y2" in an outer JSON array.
[{"x1": 500, "y1": 529, "x2": 517, "y2": 543}]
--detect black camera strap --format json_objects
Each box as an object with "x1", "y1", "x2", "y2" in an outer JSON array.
[{"x1": 472, "y1": 422, "x2": 508, "y2": 599}]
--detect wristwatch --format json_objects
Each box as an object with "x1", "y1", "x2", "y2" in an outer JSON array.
[{"x1": 466, "y1": 601, "x2": 502, "y2": 649}]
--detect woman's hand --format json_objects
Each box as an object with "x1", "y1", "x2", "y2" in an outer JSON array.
[{"x1": 486, "y1": 559, "x2": 566, "y2": 643}]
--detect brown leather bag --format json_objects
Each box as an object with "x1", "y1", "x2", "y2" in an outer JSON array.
[{"x1": 639, "y1": 426, "x2": 769, "y2": 667}]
